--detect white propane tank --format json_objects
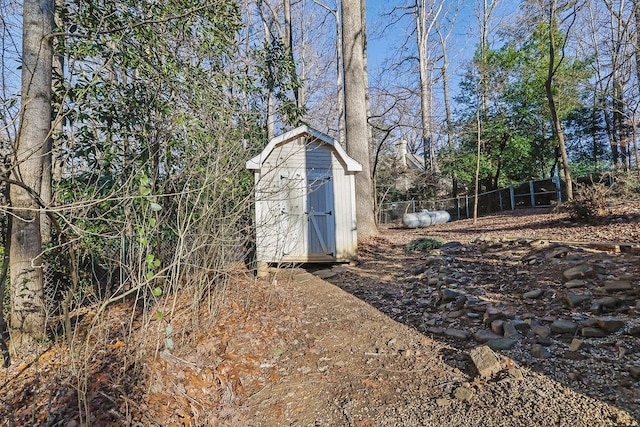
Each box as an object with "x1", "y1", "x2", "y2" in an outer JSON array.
[{"x1": 402, "y1": 210, "x2": 451, "y2": 228}]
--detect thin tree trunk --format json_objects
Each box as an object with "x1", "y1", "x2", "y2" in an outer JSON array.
[
  {"x1": 283, "y1": 0, "x2": 302, "y2": 111},
  {"x1": 473, "y1": 108, "x2": 481, "y2": 224},
  {"x1": 336, "y1": 9, "x2": 345, "y2": 143},
  {"x1": 416, "y1": 0, "x2": 443, "y2": 172},
  {"x1": 342, "y1": 0, "x2": 377, "y2": 239},
  {"x1": 436, "y1": 21, "x2": 456, "y2": 196},
  {"x1": 545, "y1": 0, "x2": 573, "y2": 201},
  {"x1": 313, "y1": 0, "x2": 344, "y2": 142},
  {"x1": 10, "y1": 0, "x2": 54, "y2": 345},
  {"x1": 41, "y1": 0, "x2": 65, "y2": 244}
]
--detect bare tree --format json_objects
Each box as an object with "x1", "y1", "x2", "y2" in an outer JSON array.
[
  {"x1": 416, "y1": 0, "x2": 444, "y2": 172},
  {"x1": 342, "y1": 0, "x2": 377, "y2": 239}
]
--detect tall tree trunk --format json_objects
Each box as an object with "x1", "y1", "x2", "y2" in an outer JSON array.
[
  {"x1": 545, "y1": 1, "x2": 573, "y2": 201},
  {"x1": 341, "y1": 0, "x2": 377, "y2": 240},
  {"x1": 10, "y1": 0, "x2": 54, "y2": 345},
  {"x1": 336, "y1": 8, "x2": 345, "y2": 144},
  {"x1": 436, "y1": 21, "x2": 456, "y2": 196},
  {"x1": 473, "y1": 109, "x2": 481, "y2": 224},
  {"x1": 415, "y1": 0, "x2": 443, "y2": 173}
]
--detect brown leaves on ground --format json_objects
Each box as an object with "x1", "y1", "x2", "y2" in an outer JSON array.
[
  {"x1": 1, "y1": 200, "x2": 639, "y2": 426},
  {"x1": 0, "y1": 273, "x2": 300, "y2": 426}
]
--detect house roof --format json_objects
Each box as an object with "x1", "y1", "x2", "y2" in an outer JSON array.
[
  {"x1": 404, "y1": 152, "x2": 425, "y2": 171},
  {"x1": 246, "y1": 125, "x2": 363, "y2": 172}
]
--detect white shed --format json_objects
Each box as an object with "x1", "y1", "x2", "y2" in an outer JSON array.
[{"x1": 246, "y1": 125, "x2": 362, "y2": 264}]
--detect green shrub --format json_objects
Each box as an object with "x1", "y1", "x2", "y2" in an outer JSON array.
[{"x1": 406, "y1": 237, "x2": 444, "y2": 252}]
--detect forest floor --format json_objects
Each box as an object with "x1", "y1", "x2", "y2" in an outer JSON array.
[{"x1": 1, "y1": 200, "x2": 640, "y2": 426}]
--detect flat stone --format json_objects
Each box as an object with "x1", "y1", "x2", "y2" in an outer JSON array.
[
  {"x1": 313, "y1": 269, "x2": 337, "y2": 279},
  {"x1": 473, "y1": 330, "x2": 502, "y2": 343},
  {"x1": 486, "y1": 338, "x2": 517, "y2": 351},
  {"x1": 508, "y1": 368, "x2": 524, "y2": 380},
  {"x1": 581, "y1": 327, "x2": 607, "y2": 338},
  {"x1": 550, "y1": 319, "x2": 578, "y2": 335},
  {"x1": 531, "y1": 344, "x2": 552, "y2": 359},
  {"x1": 523, "y1": 289, "x2": 544, "y2": 299},
  {"x1": 545, "y1": 246, "x2": 571, "y2": 259},
  {"x1": 604, "y1": 280, "x2": 633, "y2": 292},
  {"x1": 530, "y1": 322, "x2": 551, "y2": 338},
  {"x1": 565, "y1": 293, "x2": 591, "y2": 308},
  {"x1": 569, "y1": 338, "x2": 584, "y2": 352},
  {"x1": 563, "y1": 264, "x2": 594, "y2": 281},
  {"x1": 444, "y1": 328, "x2": 470, "y2": 340},
  {"x1": 454, "y1": 386, "x2": 473, "y2": 402},
  {"x1": 565, "y1": 279, "x2": 588, "y2": 289},
  {"x1": 470, "y1": 345, "x2": 502, "y2": 378},
  {"x1": 597, "y1": 317, "x2": 625, "y2": 333}
]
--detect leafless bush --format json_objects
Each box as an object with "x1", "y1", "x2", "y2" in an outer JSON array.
[{"x1": 563, "y1": 180, "x2": 610, "y2": 223}]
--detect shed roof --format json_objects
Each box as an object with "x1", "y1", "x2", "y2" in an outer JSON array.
[{"x1": 246, "y1": 125, "x2": 363, "y2": 172}]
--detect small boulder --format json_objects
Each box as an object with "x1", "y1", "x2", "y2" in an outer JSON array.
[
  {"x1": 550, "y1": 319, "x2": 578, "y2": 335},
  {"x1": 563, "y1": 264, "x2": 594, "y2": 281},
  {"x1": 569, "y1": 338, "x2": 584, "y2": 352},
  {"x1": 454, "y1": 386, "x2": 473, "y2": 402},
  {"x1": 473, "y1": 330, "x2": 502, "y2": 343},
  {"x1": 470, "y1": 345, "x2": 502, "y2": 378},
  {"x1": 565, "y1": 293, "x2": 591, "y2": 308},
  {"x1": 565, "y1": 279, "x2": 587, "y2": 289},
  {"x1": 604, "y1": 280, "x2": 633, "y2": 292},
  {"x1": 530, "y1": 322, "x2": 551, "y2": 338},
  {"x1": 486, "y1": 338, "x2": 517, "y2": 351},
  {"x1": 444, "y1": 328, "x2": 470, "y2": 340},
  {"x1": 597, "y1": 317, "x2": 625, "y2": 333},
  {"x1": 523, "y1": 289, "x2": 544, "y2": 300}
]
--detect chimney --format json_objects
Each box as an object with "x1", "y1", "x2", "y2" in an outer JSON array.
[{"x1": 395, "y1": 140, "x2": 408, "y2": 168}]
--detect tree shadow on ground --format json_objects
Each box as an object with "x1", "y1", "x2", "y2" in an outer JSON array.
[{"x1": 318, "y1": 232, "x2": 640, "y2": 421}]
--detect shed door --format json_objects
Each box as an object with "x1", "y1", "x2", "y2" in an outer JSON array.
[
  {"x1": 280, "y1": 172, "x2": 305, "y2": 257},
  {"x1": 307, "y1": 173, "x2": 335, "y2": 257}
]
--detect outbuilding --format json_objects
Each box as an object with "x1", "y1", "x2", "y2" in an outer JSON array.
[{"x1": 246, "y1": 125, "x2": 362, "y2": 264}]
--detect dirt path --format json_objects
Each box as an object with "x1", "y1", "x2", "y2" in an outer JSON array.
[{"x1": 244, "y1": 267, "x2": 636, "y2": 426}]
